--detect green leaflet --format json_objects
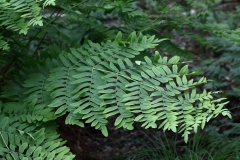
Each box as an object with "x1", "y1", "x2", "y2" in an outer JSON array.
[{"x1": 0, "y1": 117, "x2": 8, "y2": 130}]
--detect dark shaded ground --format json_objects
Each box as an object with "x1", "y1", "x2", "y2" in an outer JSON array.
[
  {"x1": 56, "y1": 116, "x2": 146, "y2": 160},
  {"x1": 56, "y1": 116, "x2": 195, "y2": 160}
]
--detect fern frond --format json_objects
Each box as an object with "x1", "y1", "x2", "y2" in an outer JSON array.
[
  {"x1": 1, "y1": 31, "x2": 230, "y2": 143},
  {"x1": 0, "y1": 0, "x2": 55, "y2": 50},
  {"x1": 1, "y1": 76, "x2": 26, "y2": 103},
  {"x1": 42, "y1": 0, "x2": 55, "y2": 8},
  {"x1": 0, "y1": 0, "x2": 54, "y2": 34},
  {"x1": 0, "y1": 102, "x2": 74, "y2": 159},
  {"x1": 35, "y1": 31, "x2": 230, "y2": 142}
]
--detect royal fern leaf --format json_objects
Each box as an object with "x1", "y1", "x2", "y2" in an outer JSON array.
[
  {"x1": 16, "y1": 31, "x2": 231, "y2": 143},
  {"x1": 0, "y1": 32, "x2": 231, "y2": 160},
  {"x1": 0, "y1": 101, "x2": 75, "y2": 159}
]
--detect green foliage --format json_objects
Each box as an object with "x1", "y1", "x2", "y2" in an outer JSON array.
[
  {"x1": 0, "y1": 0, "x2": 55, "y2": 50},
  {"x1": 0, "y1": 36, "x2": 9, "y2": 50},
  {"x1": 43, "y1": 32, "x2": 230, "y2": 141},
  {"x1": 0, "y1": 31, "x2": 231, "y2": 158},
  {"x1": 0, "y1": 111, "x2": 74, "y2": 159},
  {"x1": 0, "y1": 0, "x2": 233, "y2": 159},
  {"x1": 194, "y1": 4, "x2": 240, "y2": 97}
]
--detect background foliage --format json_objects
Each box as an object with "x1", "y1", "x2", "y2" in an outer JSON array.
[{"x1": 1, "y1": 0, "x2": 239, "y2": 159}]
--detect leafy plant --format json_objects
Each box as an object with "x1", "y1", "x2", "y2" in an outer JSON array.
[{"x1": 0, "y1": 0, "x2": 232, "y2": 159}]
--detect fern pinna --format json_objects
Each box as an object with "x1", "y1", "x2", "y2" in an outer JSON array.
[{"x1": 0, "y1": 32, "x2": 231, "y2": 159}]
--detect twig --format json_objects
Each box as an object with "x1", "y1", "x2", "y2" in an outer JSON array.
[{"x1": 32, "y1": 32, "x2": 48, "y2": 57}]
